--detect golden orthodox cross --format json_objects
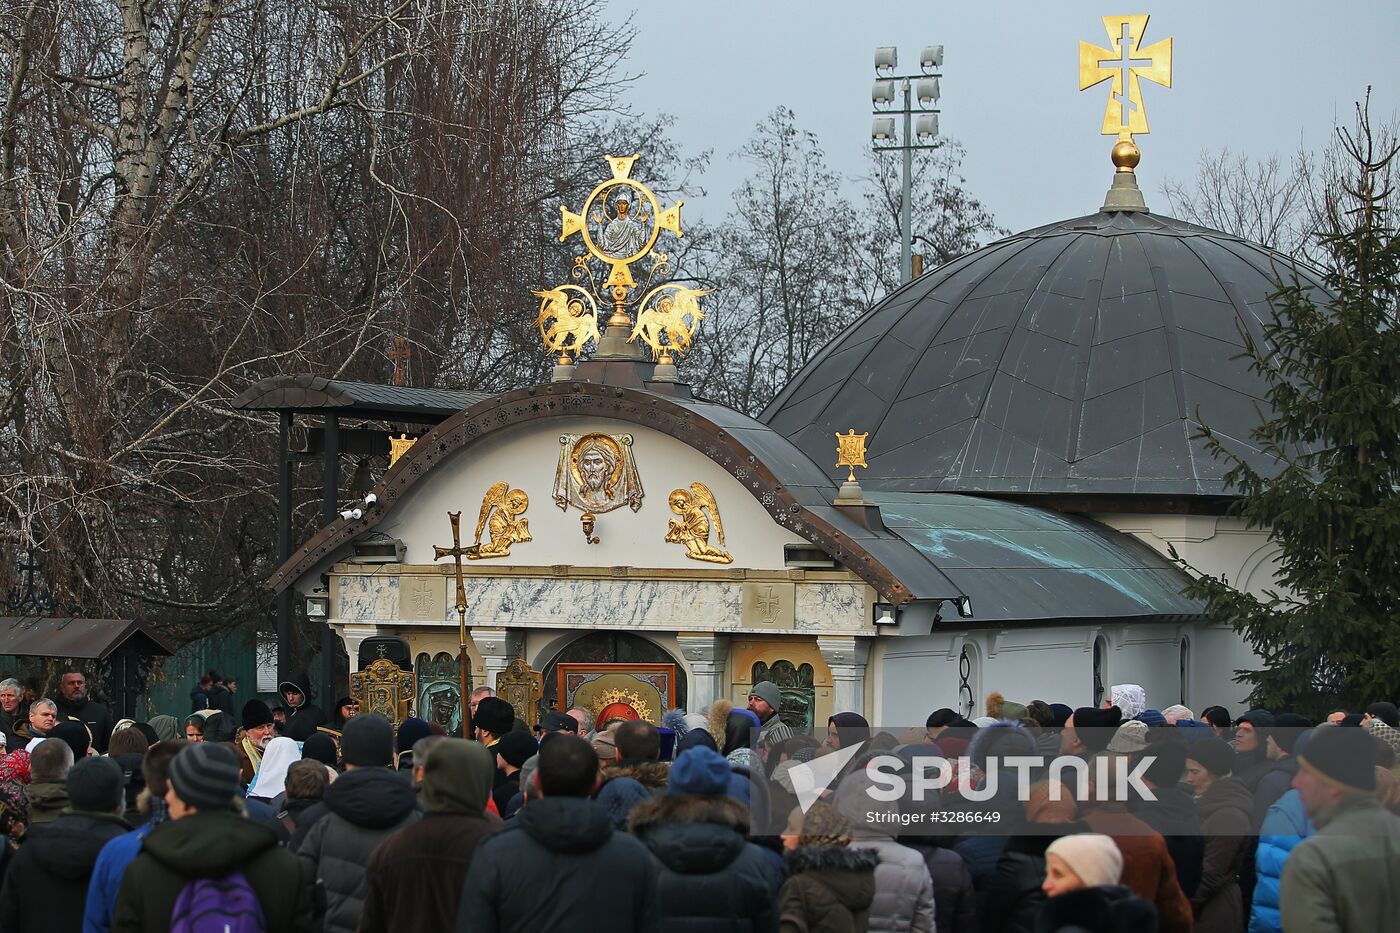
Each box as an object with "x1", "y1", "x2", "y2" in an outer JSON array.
[
  {"x1": 1079, "y1": 14, "x2": 1172, "y2": 140},
  {"x1": 433, "y1": 511, "x2": 472, "y2": 728}
]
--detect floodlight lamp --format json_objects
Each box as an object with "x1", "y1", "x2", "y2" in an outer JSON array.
[
  {"x1": 921, "y1": 45, "x2": 944, "y2": 71},
  {"x1": 916, "y1": 77, "x2": 940, "y2": 106},
  {"x1": 873, "y1": 602, "x2": 900, "y2": 626},
  {"x1": 874, "y1": 46, "x2": 898, "y2": 72},
  {"x1": 871, "y1": 117, "x2": 896, "y2": 143},
  {"x1": 915, "y1": 113, "x2": 939, "y2": 140},
  {"x1": 872, "y1": 80, "x2": 897, "y2": 107},
  {"x1": 305, "y1": 588, "x2": 330, "y2": 619}
]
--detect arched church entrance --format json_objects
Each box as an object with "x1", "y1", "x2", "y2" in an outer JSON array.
[{"x1": 538, "y1": 631, "x2": 688, "y2": 719}]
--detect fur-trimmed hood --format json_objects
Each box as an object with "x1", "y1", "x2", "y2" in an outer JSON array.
[
  {"x1": 602, "y1": 759, "x2": 671, "y2": 791},
  {"x1": 628, "y1": 793, "x2": 751, "y2": 874},
  {"x1": 784, "y1": 844, "x2": 881, "y2": 875},
  {"x1": 628, "y1": 792, "x2": 751, "y2": 836},
  {"x1": 708, "y1": 699, "x2": 734, "y2": 750}
]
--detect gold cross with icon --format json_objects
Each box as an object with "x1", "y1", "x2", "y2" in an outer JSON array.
[{"x1": 835, "y1": 429, "x2": 870, "y2": 483}]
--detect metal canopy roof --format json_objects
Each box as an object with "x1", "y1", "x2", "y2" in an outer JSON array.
[
  {"x1": 232, "y1": 374, "x2": 494, "y2": 422},
  {"x1": 0, "y1": 617, "x2": 177, "y2": 660},
  {"x1": 871, "y1": 492, "x2": 1203, "y2": 623},
  {"x1": 763, "y1": 210, "x2": 1330, "y2": 497}
]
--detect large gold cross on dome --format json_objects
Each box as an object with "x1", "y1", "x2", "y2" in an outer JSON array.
[{"x1": 1079, "y1": 14, "x2": 1172, "y2": 140}]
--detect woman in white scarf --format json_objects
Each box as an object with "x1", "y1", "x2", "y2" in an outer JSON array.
[{"x1": 1105, "y1": 683, "x2": 1147, "y2": 721}]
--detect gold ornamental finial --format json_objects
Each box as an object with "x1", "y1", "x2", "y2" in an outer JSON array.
[
  {"x1": 538, "y1": 155, "x2": 705, "y2": 373},
  {"x1": 835, "y1": 429, "x2": 870, "y2": 483},
  {"x1": 1079, "y1": 14, "x2": 1171, "y2": 211}
]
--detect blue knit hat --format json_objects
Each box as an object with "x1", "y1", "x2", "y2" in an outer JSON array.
[
  {"x1": 667, "y1": 746, "x2": 730, "y2": 796},
  {"x1": 1135, "y1": 708, "x2": 1169, "y2": 728}
]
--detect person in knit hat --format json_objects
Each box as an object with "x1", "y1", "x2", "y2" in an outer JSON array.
[
  {"x1": 110, "y1": 743, "x2": 311, "y2": 931},
  {"x1": 1251, "y1": 712, "x2": 1312, "y2": 826},
  {"x1": 359, "y1": 739, "x2": 501, "y2": 933},
  {"x1": 0, "y1": 756, "x2": 130, "y2": 932},
  {"x1": 83, "y1": 739, "x2": 187, "y2": 933},
  {"x1": 746, "y1": 681, "x2": 796, "y2": 754},
  {"x1": 1281, "y1": 724, "x2": 1400, "y2": 933},
  {"x1": 626, "y1": 747, "x2": 779, "y2": 930},
  {"x1": 1037, "y1": 834, "x2": 1158, "y2": 933},
  {"x1": 777, "y1": 801, "x2": 878, "y2": 933},
  {"x1": 491, "y1": 730, "x2": 537, "y2": 815}
]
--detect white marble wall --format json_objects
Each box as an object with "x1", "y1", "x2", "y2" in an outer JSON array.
[{"x1": 331, "y1": 572, "x2": 872, "y2": 636}]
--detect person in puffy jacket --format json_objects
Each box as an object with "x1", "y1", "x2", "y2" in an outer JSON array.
[
  {"x1": 296, "y1": 714, "x2": 420, "y2": 933},
  {"x1": 778, "y1": 801, "x2": 878, "y2": 933},
  {"x1": 1247, "y1": 787, "x2": 1311, "y2": 933},
  {"x1": 627, "y1": 746, "x2": 779, "y2": 932},
  {"x1": 456, "y1": 735, "x2": 659, "y2": 933},
  {"x1": 832, "y1": 764, "x2": 934, "y2": 933}
]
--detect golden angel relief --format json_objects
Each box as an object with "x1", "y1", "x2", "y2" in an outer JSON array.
[
  {"x1": 665, "y1": 481, "x2": 732, "y2": 564},
  {"x1": 464, "y1": 482, "x2": 532, "y2": 560}
]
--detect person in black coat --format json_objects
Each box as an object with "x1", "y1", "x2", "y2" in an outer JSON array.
[
  {"x1": 278, "y1": 669, "x2": 327, "y2": 742},
  {"x1": 52, "y1": 670, "x2": 113, "y2": 753},
  {"x1": 456, "y1": 735, "x2": 659, "y2": 933},
  {"x1": 627, "y1": 746, "x2": 780, "y2": 932},
  {"x1": 0, "y1": 757, "x2": 131, "y2": 933},
  {"x1": 980, "y1": 780, "x2": 1091, "y2": 933},
  {"x1": 1126, "y1": 738, "x2": 1205, "y2": 899}
]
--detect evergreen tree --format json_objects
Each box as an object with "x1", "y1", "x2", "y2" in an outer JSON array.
[{"x1": 1184, "y1": 104, "x2": 1400, "y2": 716}]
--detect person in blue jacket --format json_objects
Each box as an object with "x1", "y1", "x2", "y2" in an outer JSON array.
[{"x1": 1247, "y1": 728, "x2": 1318, "y2": 933}]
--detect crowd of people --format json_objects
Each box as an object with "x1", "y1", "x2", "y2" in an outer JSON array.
[{"x1": 0, "y1": 672, "x2": 1397, "y2": 932}]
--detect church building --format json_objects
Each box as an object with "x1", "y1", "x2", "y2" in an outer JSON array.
[{"x1": 248, "y1": 24, "x2": 1324, "y2": 731}]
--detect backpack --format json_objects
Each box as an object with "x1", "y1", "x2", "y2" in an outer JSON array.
[{"x1": 170, "y1": 871, "x2": 267, "y2": 933}]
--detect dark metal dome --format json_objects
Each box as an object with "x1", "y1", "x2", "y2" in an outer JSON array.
[{"x1": 761, "y1": 210, "x2": 1330, "y2": 496}]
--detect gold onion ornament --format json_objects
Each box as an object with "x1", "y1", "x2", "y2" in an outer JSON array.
[{"x1": 535, "y1": 154, "x2": 708, "y2": 367}]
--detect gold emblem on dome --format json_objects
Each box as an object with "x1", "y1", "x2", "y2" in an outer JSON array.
[
  {"x1": 1079, "y1": 14, "x2": 1172, "y2": 177},
  {"x1": 388, "y1": 433, "x2": 417, "y2": 467},
  {"x1": 534, "y1": 286, "x2": 601, "y2": 364},
  {"x1": 535, "y1": 155, "x2": 704, "y2": 367},
  {"x1": 594, "y1": 687, "x2": 654, "y2": 724},
  {"x1": 835, "y1": 429, "x2": 870, "y2": 483},
  {"x1": 632, "y1": 284, "x2": 710, "y2": 365},
  {"x1": 665, "y1": 481, "x2": 732, "y2": 564}
]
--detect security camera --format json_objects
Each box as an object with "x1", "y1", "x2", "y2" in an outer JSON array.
[{"x1": 364, "y1": 493, "x2": 378, "y2": 506}]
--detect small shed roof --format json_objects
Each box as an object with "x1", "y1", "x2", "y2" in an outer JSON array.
[
  {"x1": 232, "y1": 374, "x2": 494, "y2": 422},
  {"x1": 0, "y1": 617, "x2": 177, "y2": 660}
]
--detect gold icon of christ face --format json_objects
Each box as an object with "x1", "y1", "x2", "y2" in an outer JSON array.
[{"x1": 554, "y1": 432, "x2": 644, "y2": 514}]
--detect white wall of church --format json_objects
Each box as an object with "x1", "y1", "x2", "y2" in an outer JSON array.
[
  {"x1": 380, "y1": 417, "x2": 806, "y2": 570},
  {"x1": 1091, "y1": 514, "x2": 1283, "y2": 598},
  {"x1": 873, "y1": 618, "x2": 1255, "y2": 723}
]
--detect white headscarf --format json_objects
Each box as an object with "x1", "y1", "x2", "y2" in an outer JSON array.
[
  {"x1": 1046, "y1": 833, "x2": 1123, "y2": 887},
  {"x1": 1108, "y1": 684, "x2": 1147, "y2": 721},
  {"x1": 247, "y1": 736, "x2": 300, "y2": 800}
]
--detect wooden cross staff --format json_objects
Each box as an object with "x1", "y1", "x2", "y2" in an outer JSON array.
[{"x1": 433, "y1": 511, "x2": 471, "y2": 734}]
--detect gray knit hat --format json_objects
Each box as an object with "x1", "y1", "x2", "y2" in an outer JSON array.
[
  {"x1": 168, "y1": 742, "x2": 241, "y2": 810},
  {"x1": 748, "y1": 681, "x2": 782, "y2": 710}
]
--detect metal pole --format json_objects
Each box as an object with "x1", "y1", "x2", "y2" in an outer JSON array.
[
  {"x1": 321, "y1": 414, "x2": 340, "y2": 706},
  {"x1": 900, "y1": 79, "x2": 914, "y2": 284},
  {"x1": 277, "y1": 411, "x2": 293, "y2": 677}
]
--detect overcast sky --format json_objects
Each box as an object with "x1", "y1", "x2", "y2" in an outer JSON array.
[{"x1": 600, "y1": 0, "x2": 1399, "y2": 235}]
